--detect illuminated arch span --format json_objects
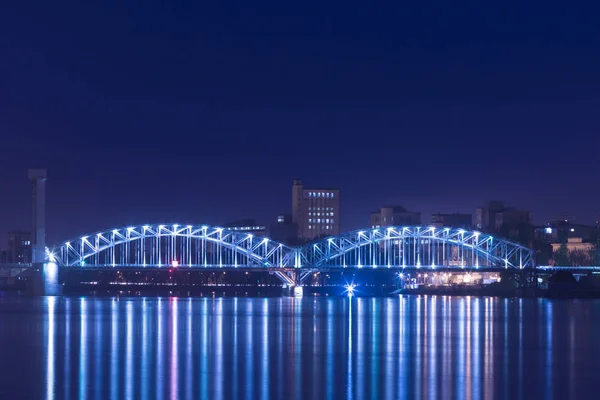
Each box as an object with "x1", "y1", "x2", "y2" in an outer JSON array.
[
  {"x1": 299, "y1": 226, "x2": 535, "y2": 269},
  {"x1": 49, "y1": 224, "x2": 293, "y2": 268}
]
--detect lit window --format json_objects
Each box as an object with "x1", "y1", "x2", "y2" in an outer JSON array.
[
  {"x1": 326, "y1": 219, "x2": 330, "y2": 223},
  {"x1": 309, "y1": 225, "x2": 312, "y2": 230},
  {"x1": 331, "y1": 212, "x2": 334, "y2": 216},
  {"x1": 317, "y1": 219, "x2": 321, "y2": 223},
  {"x1": 331, "y1": 219, "x2": 334, "y2": 223},
  {"x1": 308, "y1": 219, "x2": 312, "y2": 223}
]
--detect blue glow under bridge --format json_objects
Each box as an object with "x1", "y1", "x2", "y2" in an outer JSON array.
[{"x1": 48, "y1": 224, "x2": 535, "y2": 284}]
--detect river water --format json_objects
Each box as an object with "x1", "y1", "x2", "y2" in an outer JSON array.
[{"x1": 0, "y1": 295, "x2": 599, "y2": 400}]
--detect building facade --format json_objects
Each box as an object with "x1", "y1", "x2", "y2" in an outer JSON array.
[
  {"x1": 431, "y1": 213, "x2": 473, "y2": 229},
  {"x1": 269, "y1": 214, "x2": 299, "y2": 245},
  {"x1": 475, "y1": 201, "x2": 531, "y2": 232},
  {"x1": 370, "y1": 206, "x2": 421, "y2": 228},
  {"x1": 551, "y1": 237, "x2": 594, "y2": 254},
  {"x1": 292, "y1": 180, "x2": 340, "y2": 240},
  {"x1": 538, "y1": 220, "x2": 599, "y2": 244},
  {"x1": 7, "y1": 231, "x2": 32, "y2": 264}
]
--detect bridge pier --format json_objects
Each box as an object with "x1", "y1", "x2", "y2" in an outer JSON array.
[{"x1": 29, "y1": 262, "x2": 62, "y2": 296}]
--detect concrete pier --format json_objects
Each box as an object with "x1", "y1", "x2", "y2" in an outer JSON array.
[{"x1": 28, "y1": 169, "x2": 61, "y2": 295}]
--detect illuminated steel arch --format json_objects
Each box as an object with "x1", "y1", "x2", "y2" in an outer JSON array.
[
  {"x1": 49, "y1": 224, "x2": 293, "y2": 268},
  {"x1": 299, "y1": 226, "x2": 535, "y2": 269}
]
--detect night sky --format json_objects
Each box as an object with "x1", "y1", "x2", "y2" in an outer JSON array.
[{"x1": 1, "y1": 1, "x2": 599, "y2": 246}]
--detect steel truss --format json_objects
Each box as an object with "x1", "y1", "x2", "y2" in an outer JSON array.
[
  {"x1": 48, "y1": 225, "x2": 535, "y2": 285},
  {"x1": 300, "y1": 226, "x2": 535, "y2": 269},
  {"x1": 50, "y1": 224, "x2": 293, "y2": 269}
]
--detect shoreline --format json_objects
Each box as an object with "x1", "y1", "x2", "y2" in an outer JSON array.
[{"x1": 2, "y1": 283, "x2": 600, "y2": 299}]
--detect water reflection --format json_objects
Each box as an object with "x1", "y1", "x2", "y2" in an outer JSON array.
[{"x1": 3, "y1": 296, "x2": 591, "y2": 399}]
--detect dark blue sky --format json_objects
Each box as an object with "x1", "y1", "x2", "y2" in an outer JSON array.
[{"x1": 1, "y1": 1, "x2": 599, "y2": 245}]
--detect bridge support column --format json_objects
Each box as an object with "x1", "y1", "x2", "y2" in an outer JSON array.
[
  {"x1": 27, "y1": 169, "x2": 61, "y2": 296},
  {"x1": 30, "y1": 263, "x2": 62, "y2": 296}
]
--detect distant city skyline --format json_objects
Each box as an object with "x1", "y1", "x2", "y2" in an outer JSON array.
[{"x1": 0, "y1": 168, "x2": 597, "y2": 247}]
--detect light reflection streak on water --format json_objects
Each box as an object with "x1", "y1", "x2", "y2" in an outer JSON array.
[
  {"x1": 157, "y1": 298, "x2": 163, "y2": 399},
  {"x1": 64, "y1": 298, "x2": 71, "y2": 400},
  {"x1": 261, "y1": 298, "x2": 268, "y2": 400},
  {"x1": 215, "y1": 298, "x2": 223, "y2": 400},
  {"x1": 277, "y1": 299, "x2": 283, "y2": 400},
  {"x1": 457, "y1": 298, "x2": 465, "y2": 400},
  {"x1": 384, "y1": 299, "x2": 393, "y2": 400},
  {"x1": 142, "y1": 299, "x2": 149, "y2": 400},
  {"x1": 201, "y1": 298, "x2": 208, "y2": 400},
  {"x1": 371, "y1": 298, "x2": 379, "y2": 400},
  {"x1": 326, "y1": 300, "x2": 334, "y2": 399},
  {"x1": 110, "y1": 299, "x2": 119, "y2": 400},
  {"x1": 232, "y1": 298, "x2": 238, "y2": 399},
  {"x1": 483, "y1": 298, "x2": 491, "y2": 399},
  {"x1": 422, "y1": 296, "x2": 428, "y2": 399},
  {"x1": 79, "y1": 298, "x2": 87, "y2": 400},
  {"x1": 312, "y1": 300, "x2": 318, "y2": 400},
  {"x1": 473, "y1": 298, "x2": 480, "y2": 399},
  {"x1": 347, "y1": 297, "x2": 353, "y2": 400},
  {"x1": 170, "y1": 298, "x2": 178, "y2": 400},
  {"x1": 126, "y1": 301, "x2": 133, "y2": 400},
  {"x1": 246, "y1": 299, "x2": 254, "y2": 400},
  {"x1": 415, "y1": 297, "x2": 422, "y2": 400},
  {"x1": 293, "y1": 298, "x2": 301, "y2": 400},
  {"x1": 428, "y1": 296, "x2": 436, "y2": 400},
  {"x1": 503, "y1": 299, "x2": 509, "y2": 397},
  {"x1": 399, "y1": 296, "x2": 407, "y2": 400},
  {"x1": 46, "y1": 296, "x2": 55, "y2": 400},
  {"x1": 442, "y1": 296, "x2": 452, "y2": 398},
  {"x1": 546, "y1": 301, "x2": 553, "y2": 400},
  {"x1": 466, "y1": 297, "x2": 472, "y2": 399},
  {"x1": 94, "y1": 300, "x2": 103, "y2": 400},
  {"x1": 518, "y1": 299, "x2": 523, "y2": 400},
  {"x1": 356, "y1": 298, "x2": 364, "y2": 399}
]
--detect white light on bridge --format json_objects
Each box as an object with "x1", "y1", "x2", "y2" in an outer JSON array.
[
  {"x1": 172, "y1": 260, "x2": 179, "y2": 268},
  {"x1": 344, "y1": 283, "x2": 356, "y2": 297},
  {"x1": 127, "y1": 227, "x2": 134, "y2": 232}
]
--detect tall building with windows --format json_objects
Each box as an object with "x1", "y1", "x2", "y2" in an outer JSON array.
[
  {"x1": 292, "y1": 180, "x2": 340, "y2": 240},
  {"x1": 7, "y1": 231, "x2": 32, "y2": 264}
]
